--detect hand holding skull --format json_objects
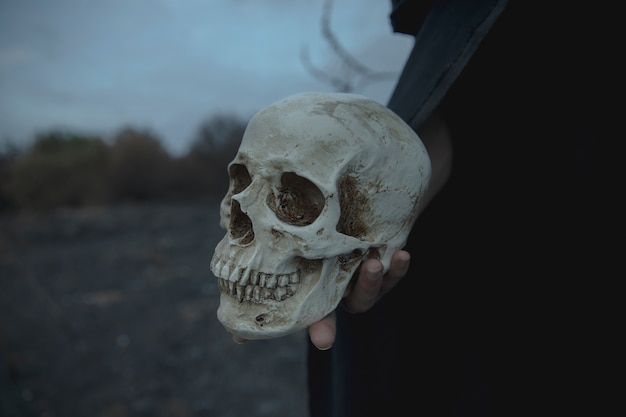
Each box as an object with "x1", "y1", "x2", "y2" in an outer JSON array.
[
  {"x1": 307, "y1": 250, "x2": 411, "y2": 350},
  {"x1": 210, "y1": 92, "x2": 431, "y2": 341}
]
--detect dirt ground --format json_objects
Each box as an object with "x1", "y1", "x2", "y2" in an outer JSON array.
[{"x1": 0, "y1": 202, "x2": 309, "y2": 417}]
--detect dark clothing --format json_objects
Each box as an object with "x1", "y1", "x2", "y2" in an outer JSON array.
[
  {"x1": 388, "y1": 0, "x2": 507, "y2": 130},
  {"x1": 308, "y1": 1, "x2": 599, "y2": 416},
  {"x1": 389, "y1": 0, "x2": 432, "y2": 36}
]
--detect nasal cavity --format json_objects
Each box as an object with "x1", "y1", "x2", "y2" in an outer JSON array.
[{"x1": 229, "y1": 200, "x2": 254, "y2": 244}]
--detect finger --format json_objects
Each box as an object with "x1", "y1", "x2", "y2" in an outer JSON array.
[
  {"x1": 343, "y1": 259, "x2": 384, "y2": 313},
  {"x1": 308, "y1": 311, "x2": 336, "y2": 350},
  {"x1": 381, "y1": 250, "x2": 411, "y2": 293},
  {"x1": 232, "y1": 334, "x2": 248, "y2": 344}
]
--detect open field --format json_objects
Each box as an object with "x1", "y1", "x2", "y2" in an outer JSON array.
[{"x1": 0, "y1": 203, "x2": 309, "y2": 417}]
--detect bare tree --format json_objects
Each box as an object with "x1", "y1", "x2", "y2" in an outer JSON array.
[
  {"x1": 301, "y1": 0, "x2": 397, "y2": 93},
  {"x1": 191, "y1": 114, "x2": 245, "y2": 155}
]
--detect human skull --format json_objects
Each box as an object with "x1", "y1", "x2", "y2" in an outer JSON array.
[{"x1": 210, "y1": 92, "x2": 430, "y2": 339}]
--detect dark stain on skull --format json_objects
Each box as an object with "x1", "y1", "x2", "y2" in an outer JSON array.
[
  {"x1": 338, "y1": 248, "x2": 365, "y2": 271},
  {"x1": 311, "y1": 99, "x2": 383, "y2": 140},
  {"x1": 367, "y1": 247, "x2": 381, "y2": 261},
  {"x1": 336, "y1": 174, "x2": 369, "y2": 239},
  {"x1": 313, "y1": 101, "x2": 340, "y2": 117}
]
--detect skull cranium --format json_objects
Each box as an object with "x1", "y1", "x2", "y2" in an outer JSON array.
[{"x1": 210, "y1": 92, "x2": 430, "y2": 339}]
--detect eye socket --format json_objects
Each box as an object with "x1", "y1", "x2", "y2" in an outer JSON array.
[
  {"x1": 229, "y1": 163, "x2": 252, "y2": 194},
  {"x1": 268, "y1": 172, "x2": 325, "y2": 226}
]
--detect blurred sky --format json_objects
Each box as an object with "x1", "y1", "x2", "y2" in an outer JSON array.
[{"x1": 0, "y1": 0, "x2": 413, "y2": 155}]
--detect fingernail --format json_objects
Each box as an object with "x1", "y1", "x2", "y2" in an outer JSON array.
[
  {"x1": 366, "y1": 265, "x2": 383, "y2": 280},
  {"x1": 315, "y1": 344, "x2": 333, "y2": 351}
]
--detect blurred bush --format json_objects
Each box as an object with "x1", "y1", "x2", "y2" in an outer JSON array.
[
  {"x1": 2, "y1": 131, "x2": 110, "y2": 211},
  {"x1": 0, "y1": 115, "x2": 245, "y2": 213},
  {"x1": 107, "y1": 128, "x2": 174, "y2": 202}
]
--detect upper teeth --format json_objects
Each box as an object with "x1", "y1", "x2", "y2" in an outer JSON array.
[
  {"x1": 217, "y1": 270, "x2": 300, "y2": 303},
  {"x1": 211, "y1": 256, "x2": 300, "y2": 303}
]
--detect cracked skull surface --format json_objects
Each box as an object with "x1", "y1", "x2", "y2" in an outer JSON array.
[{"x1": 210, "y1": 92, "x2": 431, "y2": 339}]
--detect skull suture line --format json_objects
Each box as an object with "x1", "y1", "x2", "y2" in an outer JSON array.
[{"x1": 210, "y1": 92, "x2": 431, "y2": 339}]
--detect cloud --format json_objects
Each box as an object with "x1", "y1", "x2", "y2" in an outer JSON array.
[{"x1": 0, "y1": 0, "x2": 412, "y2": 155}]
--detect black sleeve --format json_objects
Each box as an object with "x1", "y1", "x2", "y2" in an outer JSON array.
[
  {"x1": 388, "y1": 0, "x2": 433, "y2": 36},
  {"x1": 387, "y1": 0, "x2": 507, "y2": 130}
]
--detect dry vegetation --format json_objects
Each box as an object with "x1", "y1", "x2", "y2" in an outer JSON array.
[{"x1": 0, "y1": 115, "x2": 245, "y2": 214}]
